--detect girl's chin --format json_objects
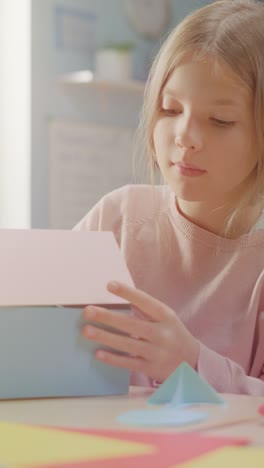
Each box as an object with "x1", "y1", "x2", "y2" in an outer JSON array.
[{"x1": 167, "y1": 185, "x2": 208, "y2": 202}]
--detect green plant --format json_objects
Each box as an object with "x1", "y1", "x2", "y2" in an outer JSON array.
[{"x1": 103, "y1": 40, "x2": 135, "y2": 52}]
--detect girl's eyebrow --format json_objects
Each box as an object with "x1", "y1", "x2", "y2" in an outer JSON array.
[
  {"x1": 212, "y1": 98, "x2": 241, "y2": 107},
  {"x1": 162, "y1": 90, "x2": 242, "y2": 108}
]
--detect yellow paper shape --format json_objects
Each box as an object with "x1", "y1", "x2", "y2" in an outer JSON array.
[
  {"x1": 0, "y1": 422, "x2": 154, "y2": 465},
  {"x1": 177, "y1": 446, "x2": 264, "y2": 467}
]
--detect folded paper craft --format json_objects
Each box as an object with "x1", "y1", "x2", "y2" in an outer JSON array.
[
  {"x1": 0, "y1": 229, "x2": 133, "y2": 399},
  {"x1": 117, "y1": 363, "x2": 225, "y2": 427},
  {"x1": 148, "y1": 362, "x2": 226, "y2": 406}
]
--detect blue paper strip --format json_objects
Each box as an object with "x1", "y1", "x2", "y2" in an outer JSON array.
[{"x1": 118, "y1": 407, "x2": 208, "y2": 427}]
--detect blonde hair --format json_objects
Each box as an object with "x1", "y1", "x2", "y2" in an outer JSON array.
[{"x1": 136, "y1": 0, "x2": 264, "y2": 235}]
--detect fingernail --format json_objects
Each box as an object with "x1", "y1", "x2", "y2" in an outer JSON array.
[
  {"x1": 97, "y1": 350, "x2": 106, "y2": 360},
  {"x1": 86, "y1": 306, "x2": 96, "y2": 318},
  {"x1": 108, "y1": 281, "x2": 119, "y2": 292},
  {"x1": 85, "y1": 326, "x2": 95, "y2": 337}
]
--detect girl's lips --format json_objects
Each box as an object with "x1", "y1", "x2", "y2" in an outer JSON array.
[
  {"x1": 175, "y1": 162, "x2": 205, "y2": 171},
  {"x1": 174, "y1": 162, "x2": 207, "y2": 176}
]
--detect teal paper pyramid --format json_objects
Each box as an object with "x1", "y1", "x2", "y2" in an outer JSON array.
[{"x1": 148, "y1": 362, "x2": 225, "y2": 406}]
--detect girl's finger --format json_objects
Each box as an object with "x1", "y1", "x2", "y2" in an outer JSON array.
[
  {"x1": 82, "y1": 324, "x2": 155, "y2": 359},
  {"x1": 95, "y1": 349, "x2": 147, "y2": 373},
  {"x1": 107, "y1": 281, "x2": 174, "y2": 323},
  {"x1": 83, "y1": 305, "x2": 158, "y2": 342}
]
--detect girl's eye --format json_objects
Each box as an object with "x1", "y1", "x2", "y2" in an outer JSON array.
[
  {"x1": 161, "y1": 108, "x2": 181, "y2": 116},
  {"x1": 212, "y1": 118, "x2": 235, "y2": 127}
]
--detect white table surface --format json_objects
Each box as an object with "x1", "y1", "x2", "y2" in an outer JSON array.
[{"x1": 0, "y1": 387, "x2": 263, "y2": 447}]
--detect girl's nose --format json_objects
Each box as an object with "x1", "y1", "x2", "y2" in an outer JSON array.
[
  {"x1": 174, "y1": 119, "x2": 203, "y2": 152},
  {"x1": 175, "y1": 135, "x2": 196, "y2": 151}
]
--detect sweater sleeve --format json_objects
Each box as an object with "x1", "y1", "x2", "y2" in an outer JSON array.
[
  {"x1": 74, "y1": 196, "x2": 109, "y2": 232},
  {"x1": 197, "y1": 312, "x2": 264, "y2": 396},
  {"x1": 198, "y1": 342, "x2": 264, "y2": 396},
  {"x1": 73, "y1": 188, "x2": 124, "y2": 246}
]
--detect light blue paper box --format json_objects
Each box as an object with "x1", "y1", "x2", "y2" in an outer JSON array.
[
  {"x1": 0, "y1": 306, "x2": 130, "y2": 399},
  {"x1": 0, "y1": 229, "x2": 134, "y2": 399}
]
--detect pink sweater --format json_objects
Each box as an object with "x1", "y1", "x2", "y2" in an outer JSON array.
[{"x1": 76, "y1": 185, "x2": 264, "y2": 396}]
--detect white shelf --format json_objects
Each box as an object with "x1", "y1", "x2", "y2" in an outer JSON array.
[{"x1": 59, "y1": 70, "x2": 145, "y2": 94}]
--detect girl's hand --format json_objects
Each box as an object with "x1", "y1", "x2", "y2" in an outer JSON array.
[{"x1": 82, "y1": 281, "x2": 199, "y2": 383}]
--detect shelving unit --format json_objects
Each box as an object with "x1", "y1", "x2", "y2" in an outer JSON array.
[{"x1": 59, "y1": 70, "x2": 145, "y2": 94}]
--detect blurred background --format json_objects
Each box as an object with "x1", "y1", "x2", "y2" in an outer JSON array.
[{"x1": 0, "y1": 0, "x2": 212, "y2": 229}]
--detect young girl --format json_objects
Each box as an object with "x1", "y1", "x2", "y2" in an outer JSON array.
[{"x1": 76, "y1": 0, "x2": 264, "y2": 396}]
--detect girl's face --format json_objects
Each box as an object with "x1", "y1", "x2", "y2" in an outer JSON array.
[{"x1": 153, "y1": 59, "x2": 258, "y2": 206}]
